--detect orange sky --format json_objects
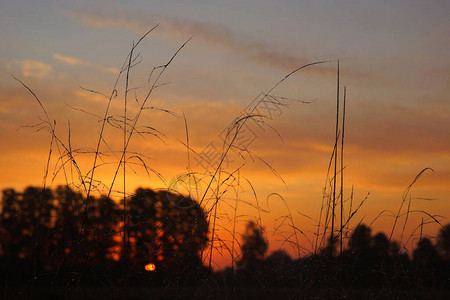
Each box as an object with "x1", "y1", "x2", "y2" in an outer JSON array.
[{"x1": 1, "y1": 1, "x2": 450, "y2": 270}]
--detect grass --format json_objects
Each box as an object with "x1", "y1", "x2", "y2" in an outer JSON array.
[{"x1": 6, "y1": 28, "x2": 448, "y2": 299}]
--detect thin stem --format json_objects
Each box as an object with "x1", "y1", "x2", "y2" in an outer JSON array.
[
  {"x1": 340, "y1": 86, "x2": 346, "y2": 255},
  {"x1": 330, "y1": 60, "x2": 339, "y2": 258},
  {"x1": 122, "y1": 39, "x2": 134, "y2": 282}
]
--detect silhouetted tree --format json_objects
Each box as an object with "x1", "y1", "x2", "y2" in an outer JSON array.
[
  {"x1": 343, "y1": 224, "x2": 375, "y2": 287},
  {"x1": 349, "y1": 224, "x2": 372, "y2": 253},
  {"x1": 0, "y1": 187, "x2": 54, "y2": 262},
  {"x1": 413, "y1": 237, "x2": 441, "y2": 287},
  {"x1": 266, "y1": 250, "x2": 292, "y2": 266},
  {"x1": 48, "y1": 186, "x2": 120, "y2": 271},
  {"x1": 0, "y1": 185, "x2": 210, "y2": 287},
  {"x1": 319, "y1": 235, "x2": 337, "y2": 257},
  {"x1": 91, "y1": 195, "x2": 120, "y2": 266},
  {"x1": 0, "y1": 188, "x2": 21, "y2": 258},
  {"x1": 413, "y1": 238, "x2": 440, "y2": 266},
  {"x1": 372, "y1": 232, "x2": 389, "y2": 257},
  {"x1": 237, "y1": 220, "x2": 268, "y2": 282},
  {"x1": 126, "y1": 188, "x2": 209, "y2": 276},
  {"x1": 265, "y1": 250, "x2": 294, "y2": 286},
  {"x1": 389, "y1": 240, "x2": 401, "y2": 257},
  {"x1": 50, "y1": 186, "x2": 85, "y2": 268},
  {"x1": 437, "y1": 224, "x2": 450, "y2": 260}
]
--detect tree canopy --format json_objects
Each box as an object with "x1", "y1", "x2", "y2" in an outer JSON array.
[{"x1": 0, "y1": 185, "x2": 209, "y2": 285}]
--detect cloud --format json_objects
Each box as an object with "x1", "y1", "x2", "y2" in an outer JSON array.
[
  {"x1": 53, "y1": 53, "x2": 88, "y2": 67},
  {"x1": 12, "y1": 60, "x2": 52, "y2": 79},
  {"x1": 53, "y1": 53, "x2": 119, "y2": 74},
  {"x1": 65, "y1": 9, "x2": 334, "y2": 75}
]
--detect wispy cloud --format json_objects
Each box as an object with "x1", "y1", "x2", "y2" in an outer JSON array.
[
  {"x1": 53, "y1": 53, "x2": 119, "y2": 74},
  {"x1": 53, "y1": 53, "x2": 88, "y2": 67},
  {"x1": 11, "y1": 60, "x2": 52, "y2": 79},
  {"x1": 65, "y1": 9, "x2": 333, "y2": 74}
]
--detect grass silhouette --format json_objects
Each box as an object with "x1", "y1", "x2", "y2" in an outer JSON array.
[{"x1": 4, "y1": 28, "x2": 448, "y2": 299}]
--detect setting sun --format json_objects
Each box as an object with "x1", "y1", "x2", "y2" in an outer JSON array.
[{"x1": 145, "y1": 263, "x2": 156, "y2": 272}]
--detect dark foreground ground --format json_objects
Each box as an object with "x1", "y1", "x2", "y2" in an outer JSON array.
[{"x1": 2, "y1": 287, "x2": 450, "y2": 300}]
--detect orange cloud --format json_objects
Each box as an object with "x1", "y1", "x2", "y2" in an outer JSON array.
[
  {"x1": 10, "y1": 60, "x2": 52, "y2": 79},
  {"x1": 53, "y1": 53, "x2": 119, "y2": 73},
  {"x1": 53, "y1": 53, "x2": 86, "y2": 66}
]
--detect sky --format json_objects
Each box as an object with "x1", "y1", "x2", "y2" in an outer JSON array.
[{"x1": 1, "y1": 0, "x2": 450, "y2": 269}]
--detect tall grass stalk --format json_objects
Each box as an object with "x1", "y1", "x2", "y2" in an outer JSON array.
[
  {"x1": 330, "y1": 60, "x2": 340, "y2": 258},
  {"x1": 340, "y1": 86, "x2": 346, "y2": 255}
]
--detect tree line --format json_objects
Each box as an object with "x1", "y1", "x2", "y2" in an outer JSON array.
[
  {"x1": 1, "y1": 185, "x2": 449, "y2": 296},
  {"x1": 224, "y1": 220, "x2": 450, "y2": 296},
  {"x1": 0, "y1": 185, "x2": 209, "y2": 287}
]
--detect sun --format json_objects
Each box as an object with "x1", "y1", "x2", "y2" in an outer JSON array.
[{"x1": 145, "y1": 263, "x2": 156, "y2": 272}]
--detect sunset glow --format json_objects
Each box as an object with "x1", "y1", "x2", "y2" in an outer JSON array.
[
  {"x1": 145, "y1": 263, "x2": 156, "y2": 272},
  {"x1": 1, "y1": 1, "x2": 449, "y2": 272}
]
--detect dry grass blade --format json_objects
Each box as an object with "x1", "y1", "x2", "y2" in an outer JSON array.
[{"x1": 389, "y1": 167, "x2": 434, "y2": 243}]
